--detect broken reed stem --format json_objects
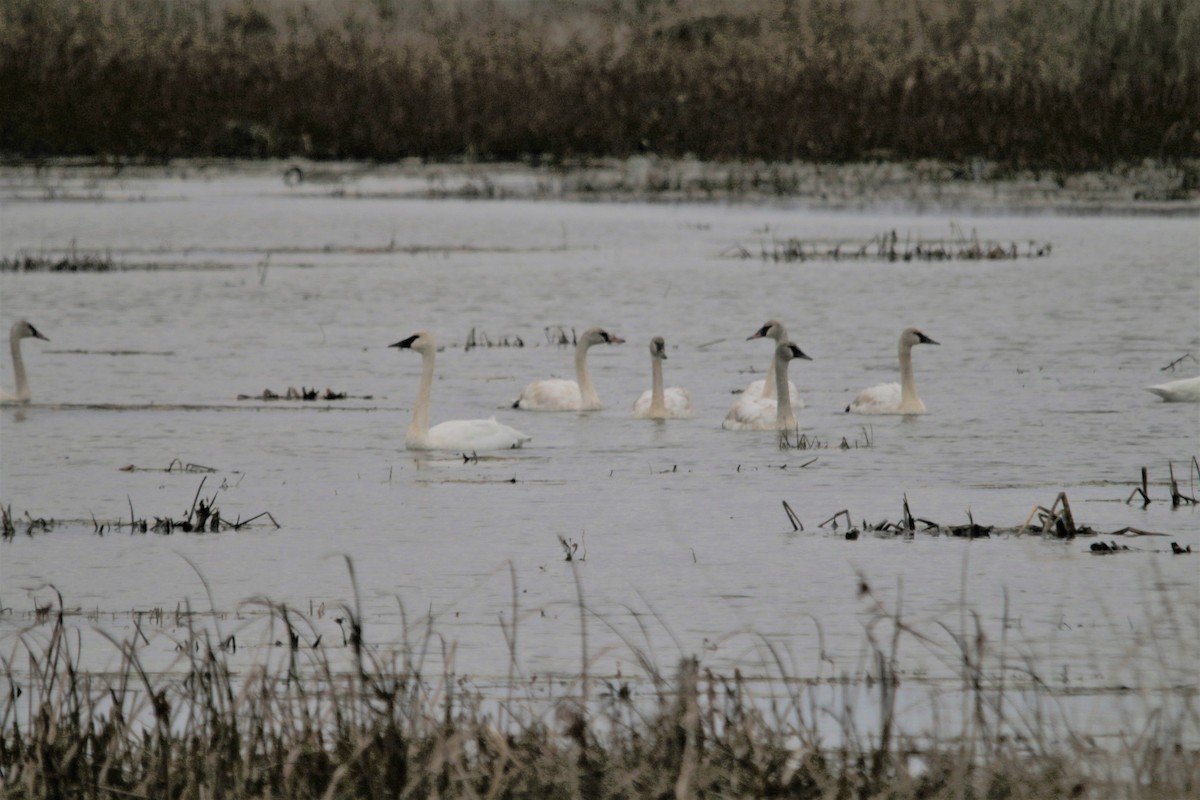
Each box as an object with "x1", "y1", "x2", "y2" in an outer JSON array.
[{"x1": 782, "y1": 500, "x2": 803, "y2": 531}]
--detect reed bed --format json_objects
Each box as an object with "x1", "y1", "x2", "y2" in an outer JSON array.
[
  {"x1": 1, "y1": 0, "x2": 1197, "y2": 170},
  {"x1": 2, "y1": 567, "x2": 1197, "y2": 799}
]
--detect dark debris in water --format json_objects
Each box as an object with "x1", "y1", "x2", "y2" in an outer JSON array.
[
  {"x1": 788, "y1": 488, "x2": 1189, "y2": 553},
  {"x1": 1, "y1": 253, "x2": 116, "y2": 272},
  {"x1": 727, "y1": 226, "x2": 1053, "y2": 264},
  {"x1": 237, "y1": 386, "x2": 368, "y2": 401}
]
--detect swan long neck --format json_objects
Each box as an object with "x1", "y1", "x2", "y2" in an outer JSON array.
[
  {"x1": 409, "y1": 347, "x2": 435, "y2": 439},
  {"x1": 650, "y1": 357, "x2": 666, "y2": 416},
  {"x1": 898, "y1": 339, "x2": 919, "y2": 409},
  {"x1": 10, "y1": 332, "x2": 29, "y2": 402},
  {"x1": 760, "y1": 327, "x2": 786, "y2": 399},
  {"x1": 774, "y1": 355, "x2": 796, "y2": 429},
  {"x1": 575, "y1": 341, "x2": 600, "y2": 408}
]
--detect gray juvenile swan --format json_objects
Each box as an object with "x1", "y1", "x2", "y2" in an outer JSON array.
[
  {"x1": 391, "y1": 331, "x2": 531, "y2": 451},
  {"x1": 632, "y1": 337, "x2": 694, "y2": 419},
  {"x1": 846, "y1": 327, "x2": 939, "y2": 414},
  {"x1": 513, "y1": 327, "x2": 625, "y2": 411},
  {"x1": 1, "y1": 319, "x2": 49, "y2": 404},
  {"x1": 722, "y1": 341, "x2": 811, "y2": 431}
]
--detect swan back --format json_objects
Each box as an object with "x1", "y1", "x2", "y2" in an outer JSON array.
[
  {"x1": 391, "y1": 331, "x2": 531, "y2": 451},
  {"x1": 2, "y1": 319, "x2": 50, "y2": 404},
  {"x1": 1146, "y1": 375, "x2": 1200, "y2": 403},
  {"x1": 514, "y1": 326, "x2": 624, "y2": 411}
]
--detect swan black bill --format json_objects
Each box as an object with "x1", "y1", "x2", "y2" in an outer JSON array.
[
  {"x1": 917, "y1": 333, "x2": 939, "y2": 345},
  {"x1": 390, "y1": 334, "x2": 420, "y2": 349},
  {"x1": 789, "y1": 344, "x2": 813, "y2": 360}
]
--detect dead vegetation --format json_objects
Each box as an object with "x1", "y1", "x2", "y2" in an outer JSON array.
[
  {"x1": 728, "y1": 226, "x2": 1054, "y2": 263},
  {"x1": 1, "y1": 565, "x2": 1195, "y2": 800},
  {"x1": 236, "y1": 386, "x2": 365, "y2": 401}
]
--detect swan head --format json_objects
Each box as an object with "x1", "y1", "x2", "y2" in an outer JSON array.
[
  {"x1": 12, "y1": 320, "x2": 49, "y2": 342},
  {"x1": 649, "y1": 336, "x2": 667, "y2": 360},
  {"x1": 900, "y1": 327, "x2": 939, "y2": 348},
  {"x1": 777, "y1": 341, "x2": 812, "y2": 363},
  {"x1": 389, "y1": 331, "x2": 436, "y2": 354},
  {"x1": 580, "y1": 327, "x2": 625, "y2": 347},
  {"x1": 749, "y1": 319, "x2": 788, "y2": 342}
]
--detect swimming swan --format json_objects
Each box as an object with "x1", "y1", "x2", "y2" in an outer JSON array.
[
  {"x1": 1145, "y1": 375, "x2": 1200, "y2": 403},
  {"x1": 846, "y1": 327, "x2": 939, "y2": 414},
  {"x1": 722, "y1": 341, "x2": 811, "y2": 431},
  {"x1": 725, "y1": 320, "x2": 801, "y2": 426},
  {"x1": 1, "y1": 319, "x2": 49, "y2": 404},
  {"x1": 391, "y1": 331, "x2": 531, "y2": 451},
  {"x1": 740, "y1": 320, "x2": 799, "y2": 401},
  {"x1": 513, "y1": 327, "x2": 625, "y2": 411},
  {"x1": 632, "y1": 337, "x2": 694, "y2": 419}
]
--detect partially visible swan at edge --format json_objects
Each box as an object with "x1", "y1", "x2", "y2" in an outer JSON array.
[
  {"x1": 513, "y1": 327, "x2": 625, "y2": 411},
  {"x1": 846, "y1": 327, "x2": 939, "y2": 414},
  {"x1": 1145, "y1": 375, "x2": 1200, "y2": 403},
  {"x1": 391, "y1": 331, "x2": 531, "y2": 451},
  {"x1": 632, "y1": 336, "x2": 694, "y2": 419},
  {"x1": 722, "y1": 341, "x2": 811, "y2": 431},
  {"x1": 725, "y1": 320, "x2": 801, "y2": 427},
  {"x1": 1, "y1": 319, "x2": 49, "y2": 404}
]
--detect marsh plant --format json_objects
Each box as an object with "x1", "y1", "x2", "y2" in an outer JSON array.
[
  {"x1": 1, "y1": 567, "x2": 1196, "y2": 799},
  {"x1": 1, "y1": 0, "x2": 1197, "y2": 170}
]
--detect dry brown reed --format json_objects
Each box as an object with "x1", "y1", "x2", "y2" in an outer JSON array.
[
  {"x1": 1, "y1": 0, "x2": 1196, "y2": 170},
  {"x1": 2, "y1": 563, "x2": 1196, "y2": 799}
]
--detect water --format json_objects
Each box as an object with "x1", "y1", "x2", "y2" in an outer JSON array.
[{"x1": 1, "y1": 167, "x2": 1197, "y2": 727}]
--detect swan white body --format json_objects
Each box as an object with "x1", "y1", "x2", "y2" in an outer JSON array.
[
  {"x1": 726, "y1": 320, "x2": 800, "y2": 426},
  {"x1": 632, "y1": 337, "x2": 694, "y2": 419},
  {"x1": 0, "y1": 320, "x2": 49, "y2": 404},
  {"x1": 1145, "y1": 375, "x2": 1200, "y2": 403},
  {"x1": 391, "y1": 332, "x2": 531, "y2": 451},
  {"x1": 722, "y1": 341, "x2": 811, "y2": 431},
  {"x1": 514, "y1": 327, "x2": 625, "y2": 411},
  {"x1": 846, "y1": 327, "x2": 939, "y2": 415}
]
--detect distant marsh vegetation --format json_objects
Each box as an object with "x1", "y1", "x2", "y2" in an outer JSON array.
[{"x1": 1, "y1": 0, "x2": 1197, "y2": 169}]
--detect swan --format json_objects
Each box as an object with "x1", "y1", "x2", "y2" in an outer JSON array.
[
  {"x1": 513, "y1": 327, "x2": 625, "y2": 411},
  {"x1": 390, "y1": 331, "x2": 531, "y2": 451},
  {"x1": 1145, "y1": 376, "x2": 1200, "y2": 403},
  {"x1": 725, "y1": 320, "x2": 801, "y2": 426},
  {"x1": 632, "y1": 337, "x2": 694, "y2": 419},
  {"x1": 740, "y1": 319, "x2": 799, "y2": 401},
  {"x1": 0, "y1": 319, "x2": 49, "y2": 404},
  {"x1": 722, "y1": 341, "x2": 811, "y2": 431},
  {"x1": 846, "y1": 327, "x2": 939, "y2": 414}
]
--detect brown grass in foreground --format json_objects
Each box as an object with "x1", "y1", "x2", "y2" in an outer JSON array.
[
  {"x1": 1, "y1": 0, "x2": 1197, "y2": 169},
  {"x1": 2, "y1": 566, "x2": 1196, "y2": 799}
]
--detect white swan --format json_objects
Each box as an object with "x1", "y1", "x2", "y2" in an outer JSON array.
[
  {"x1": 0, "y1": 319, "x2": 49, "y2": 404},
  {"x1": 846, "y1": 327, "x2": 939, "y2": 414},
  {"x1": 725, "y1": 320, "x2": 801, "y2": 426},
  {"x1": 722, "y1": 341, "x2": 811, "y2": 430},
  {"x1": 513, "y1": 327, "x2": 625, "y2": 411},
  {"x1": 390, "y1": 331, "x2": 531, "y2": 451},
  {"x1": 632, "y1": 337, "x2": 694, "y2": 419},
  {"x1": 740, "y1": 319, "x2": 799, "y2": 401},
  {"x1": 1145, "y1": 375, "x2": 1200, "y2": 403}
]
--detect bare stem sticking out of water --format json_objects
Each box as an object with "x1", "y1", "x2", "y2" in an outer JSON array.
[{"x1": 781, "y1": 500, "x2": 803, "y2": 531}]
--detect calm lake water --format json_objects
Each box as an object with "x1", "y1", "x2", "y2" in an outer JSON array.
[{"x1": 1, "y1": 164, "x2": 1197, "y2": 740}]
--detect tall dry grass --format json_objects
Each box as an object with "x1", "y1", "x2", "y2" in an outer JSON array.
[
  {"x1": 1, "y1": 0, "x2": 1196, "y2": 169},
  {"x1": 2, "y1": 567, "x2": 1197, "y2": 799}
]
